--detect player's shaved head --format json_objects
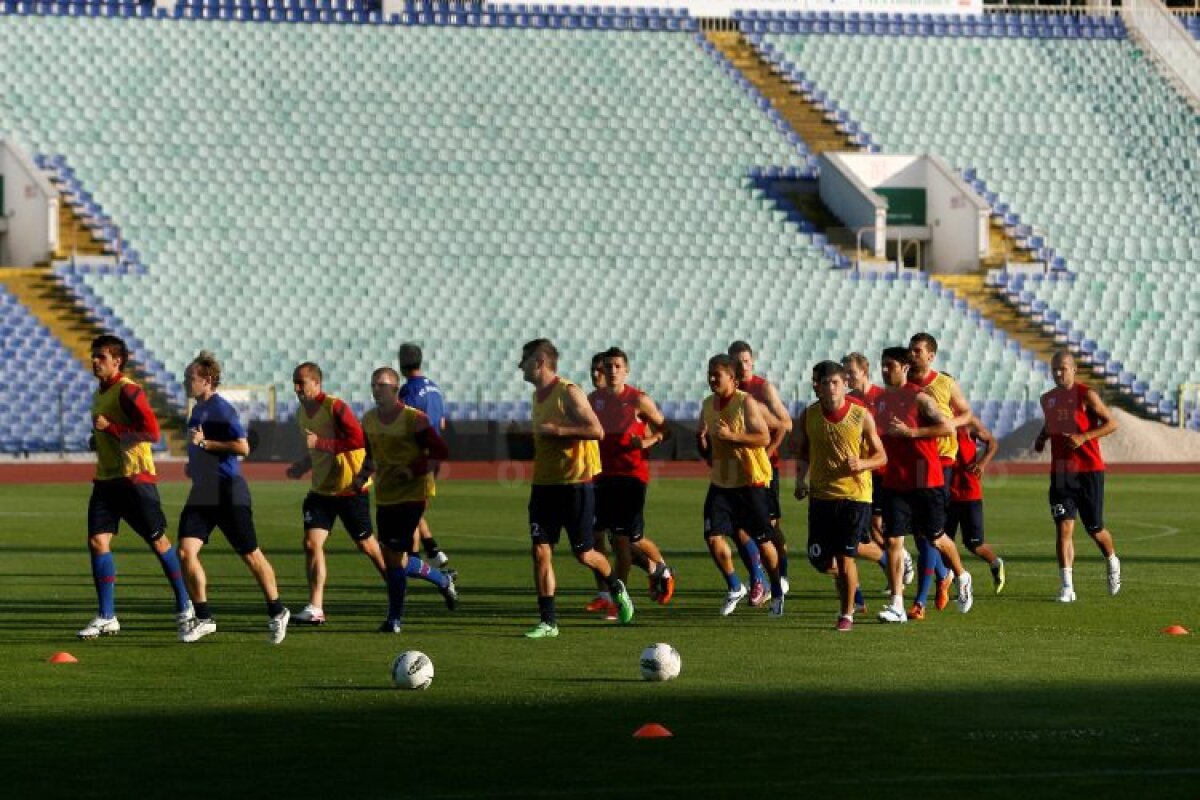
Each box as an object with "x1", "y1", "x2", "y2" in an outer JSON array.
[
  {"x1": 1051, "y1": 350, "x2": 1076, "y2": 368},
  {"x1": 371, "y1": 366, "x2": 400, "y2": 385}
]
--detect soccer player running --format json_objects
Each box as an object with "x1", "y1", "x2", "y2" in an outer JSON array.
[
  {"x1": 177, "y1": 351, "x2": 290, "y2": 644},
  {"x1": 842, "y1": 352, "x2": 914, "y2": 608},
  {"x1": 874, "y1": 347, "x2": 973, "y2": 623},
  {"x1": 728, "y1": 340, "x2": 791, "y2": 603},
  {"x1": 588, "y1": 347, "x2": 676, "y2": 607},
  {"x1": 907, "y1": 332, "x2": 972, "y2": 619},
  {"x1": 1034, "y1": 350, "x2": 1121, "y2": 602},
  {"x1": 584, "y1": 351, "x2": 618, "y2": 617},
  {"x1": 396, "y1": 342, "x2": 450, "y2": 568},
  {"x1": 698, "y1": 354, "x2": 786, "y2": 617},
  {"x1": 946, "y1": 413, "x2": 1006, "y2": 593},
  {"x1": 793, "y1": 361, "x2": 887, "y2": 631},
  {"x1": 286, "y1": 362, "x2": 386, "y2": 626},
  {"x1": 78, "y1": 334, "x2": 192, "y2": 639},
  {"x1": 354, "y1": 367, "x2": 456, "y2": 634},
  {"x1": 520, "y1": 339, "x2": 633, "y2": 638}
]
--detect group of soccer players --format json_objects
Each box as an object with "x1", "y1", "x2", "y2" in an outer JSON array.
[{"x1": 76, "y1": 328, "x2": 1123, "y2": 641}]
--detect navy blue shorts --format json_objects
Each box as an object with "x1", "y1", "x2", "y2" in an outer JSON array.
[
  {"x1": 946, "y1": 499, "x2": 985, "y2": 549},
  {"x1": 703, "y1": 485, "x2": 774, "y2": 543},
  {"x1": 529, "y1": 483, "x2": 595, "y2": 554},
  {"x1": 179, "y1": 477, "x2": 259, "y2": 555},
  {"x1": 871, "y1": 478, "x2": 886, "y2": 517},
  {"x1": 377, "y1": 502, "x2": 427, "y2": 554},
  {"x1": 766, "y1": 467, "x2": 783, "y2": 521},
  {"x1": 88, "y1": 480, "x2": 167, "y2": 542},
  {"x1": 594, "y1": 475, "x2": 646, "y2": 541},
  {"x1": 807, "y1": 499, "x2": 869, "y2": 571},
  {"x1": 302, "y1": 492, "x2": 373, "y2": 540},
  {"x1": 1049, "y1": 471, "x2": 1105, "y2": 534},
  {"x1": 883, "y1": 488, "x2": 946, "y2": 540}
]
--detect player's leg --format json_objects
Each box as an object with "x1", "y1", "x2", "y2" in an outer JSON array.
[
  {"x1": 376, "y1": 504, "x2": 415, "y2": 632},
  {"x1": 570, "y1": 484, "x2": 632, "y2": 624},
  {"x1": 297, "y1": 492, "x2": 333, "y2": 623},
  {"x1": 744, "y1": 487, "x2": 784, "y2": 616},
  {"x1": 398, "y1": 504, "x2": 457, "y2": 608},
  {"x1": 704, "y1": 487, "x2": 746, "y2": 615},
  {"x1": 526, "y1": 485, "x2": 561, "y2": 637},
  {"x1": 341, "y1": 494, "x2": 386, "y2": 578},
  {"x1": 1078, "y1": 472, "x2": 1119, "y2": 595},
  {"x1": 221, "y1": 485, "x2": 289, "y2": 641},
  {"x1": 767, "y1": 469, "x2": 789, "y2": 588},
  {"x1": 81, "y1": 484, "x2": 121, "y2": 637},
  {"x1": 877, "y1": 492, "x2": 909, "y2": 623},
  {"x1": 176, "y1": 509, "x2": 217, "y2": 643},
  {"x1": 417, "y1": 516, "x2": 449, "y2": 567},
  {"x1": 128, "y1": 482, "x2": 192, "y2": 630}
]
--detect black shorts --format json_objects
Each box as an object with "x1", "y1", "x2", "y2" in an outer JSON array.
[
  {"x1": 703, "y1": 485, "x2": 774, "y2": 543},
  {"x1": 871, "y1": 478, "x2": 886, "y2": 517},
  {"x1": 302, "y1": 492, "x2": 373, "y2": 540},
  {"x1": 88, "y1": 480, "x2": 168, "y2": 542},
  {"x1": 179, "y1": 477, "x2": 259, "y2": 555},
  {"x1": 946, "y1": 499, "x2": 985, "y2": 549},
  {"x1": 766, "y1": 467, "x2": 783, "y2": 521},
  {"x1": 807, "y1": 499, "x2": 869, "y2": 571},
  {"x1": 883, "y1": 488, "x2": 946, "y2": 540},
  {"x1": 594, "y1": 475, "x2": 646, "y2": 541},
  {"x1": 1049, "y1": 471, "x2": 1105, "y2": 534},
  {"x1": 529, "y1": 483, "x2": 595, "y2": 554},
  {"x1": 377, "y1": 502, "x2": 427, "y2": 553},
  {"x1": 941, "y1": 464, "x2": 954, "y2": 511}
]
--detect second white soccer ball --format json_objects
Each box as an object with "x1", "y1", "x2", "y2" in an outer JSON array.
[
  {"x1": 639, "y1": 643, "x2": 681, "y2": 682},
  {"x1": 391, "y1": 650, "x2": 434, "y2": 690}
]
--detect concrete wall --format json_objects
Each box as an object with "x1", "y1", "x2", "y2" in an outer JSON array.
[
  {"x1": 0, "y1": 140, "x2": 57, "y2": 267},
  {"x1": 818, "y1": 152, "x2": 886, "y2": 258}
]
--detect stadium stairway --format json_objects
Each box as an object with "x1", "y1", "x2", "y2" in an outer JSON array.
[{"x1": 933, "y1": 272, "x2": 1138, "y2": 416}]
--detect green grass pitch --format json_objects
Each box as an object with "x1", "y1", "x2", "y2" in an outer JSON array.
[{"x1": 1, "y1": 474, "x2": 1198, "y2": 799}]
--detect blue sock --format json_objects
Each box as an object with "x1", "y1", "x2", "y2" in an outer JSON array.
[
  {"x1": 854, "y1": 585, "x2": 864, "y2": 608},
  {"x1": 933, "y1": 548, "x2": 950, "y2": 581},
  {"x1": 91, "y1": 552, "x2": 116, "y2": 618},
  {"x1": 914, "y1": 537, "x2": 938, "y2": 606},
  {"x1": 724, "y1": 571, "x2": 742, "y2": 592},
  {"x1": 405, "y1": 556, "x2": 449, "y2": 589},
  {"x1": 769, "y1": 577, "x2": 783, "y2": 598},
  {"x1": 385, "y1": 566, "x2": 408, "y2": 622},
  {"x1": 156, "y1": 546, "x2": 190, "y2": 613},
  {"x1": 736, "y1": 538, "x2": 766, "y2": 586}
]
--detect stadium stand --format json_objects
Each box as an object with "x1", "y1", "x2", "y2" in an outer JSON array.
[
  {"x1": 2, "y1": 5, "x2": 1189, "y2": 451},
  {"x1": 757, "y1": 20, "x2": 1200, "y2": 425}
]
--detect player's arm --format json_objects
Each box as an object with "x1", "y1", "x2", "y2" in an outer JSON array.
[
  {"x1": 792, "y1": 408, "x2": 811, "y2": 500},
  {"x1": 946, "y1": 379, "x2": 974, "y2": 430},
  {"x1": 889, "y1": 394, "x2": 952, "y2": 439},
  {"x1": 969, "y1": 416, "x2": 996, "y2": 475},
  {"x1": 308, "y1": 400, "x2": 366, "y2": 453},
  {"x1": 696, "y1": 414, "x2": 711, "y2": 463},
  {"x1": 716, "y1": 395, "x2": 770, "y2": 447},
  {"x1": 538, "y1": 384, "x2": 604, "y2": 440},
  {"x1": 850, "y1": 412, "x2": 888, "y2": 474},
  {"x1": 414, "y1": 413, "x2": 450, "y2": 465},
  {"x1": 190, "y1": 410, "x2": 250, "y2": 456},
  {"x1": 634, "y1": 393, "x2": 670, "y2": 449},
  {"x1": 762, "y1": 380, "x2": 793, "y2": 457},
  {"x1": 351, "y1": 434, "x2": 377, "y2": 492},
  {"x1": 96, "y1": 384, "x2": 160, "y2": 445},
  {"x1": 1074, "y1": 389, "x2": 1118, "y2": 448}
]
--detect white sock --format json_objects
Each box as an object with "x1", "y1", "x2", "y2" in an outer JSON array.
[
  {"x1": 991, "y1": 557, "x2": 1003, "y2": 568},
  {"x1": 1108, "y1": 554, "x2": 1120, "y2": 568},
  {"x1": 891, "y1": 594, "x2": 903, "y2": 609},
  {"x1": 1061, "y1": 567, "x2": 1073, "y2": 588}
]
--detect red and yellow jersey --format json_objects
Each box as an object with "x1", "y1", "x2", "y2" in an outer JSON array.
[
  {"x1": 849, "y1": 383, "x2": 886, "y2": 480},
  {"x1": 1041, "y1": 382, "x2": 1106, "y2": 474},
  {"x1": 740, "y1": 374, "x2": 781, "y2": 469},
  {"x1": 702, "y1": 390, "x2": 772, "y2": 489},
  {"x1": 876, "y1": 384, "x2": 943, "y2": 491},
  {"x1": 362, "y1": 404, "x2": 438, "y2": 505},
  {"x1": 298, "y1": 394, "x2": 367, "y2": 496},
  {"x1": 950, "y1": 427, "x2": 983, "y2": 502},
  {"x1": 803, "y1": 400, "x2": 872, "y2": 502},
  {"x1": 913, "y1": 370, "x2": 959, "y2": 463},
  {"x1": 532, "y1": 378, "x2": 600, "y2": 485},
  {"x1": 91, "y1": 375, "x2": 158, "y2": 483},
  {"x1": 589, "y1": 384, "x2": 650, "y2": 484}
]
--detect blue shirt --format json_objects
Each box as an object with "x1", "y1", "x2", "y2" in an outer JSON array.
[
  {"x1": 187, "y1": 394, "x2": 247, "y2": 485},
  {"x1": 400, "y1": 375, "x2": 445, "y2": 432}
]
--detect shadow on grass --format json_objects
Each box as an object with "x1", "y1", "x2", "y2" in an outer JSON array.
[{"x1": 4, "y1": 682, "x2": 1198, "y2": 800}]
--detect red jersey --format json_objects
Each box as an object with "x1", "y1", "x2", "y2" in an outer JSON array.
[
  {"x1": 741, "y1": 375, "x2": 781, "y2": 469},
  {"x1": 950, "y1": 427, "x2": 983, "y2": 502},
  {"x1": 589, "y1": 385, "x2": 650, "y2": 483},
  {"x1": 849, "y1": 384, "x2": 886, "y2": 479},
  {"x1": 1040, "y1": 382, "x2": 1106, "y2": 474},
  {"x1": 875, "y1": 383, "x2": 943, "y2": 491}
]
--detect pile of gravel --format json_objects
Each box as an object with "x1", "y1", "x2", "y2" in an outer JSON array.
[{"x1": 998, "y1": 408, "x2": 1200, "y2": 463}]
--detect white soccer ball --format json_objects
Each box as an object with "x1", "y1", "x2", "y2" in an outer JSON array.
[
  {"x1": 391, "y1": 650, "x2": 434, "y2": 690},
  {"x1": 639, "y1": 643, "x2": 681, "y2": 682}
]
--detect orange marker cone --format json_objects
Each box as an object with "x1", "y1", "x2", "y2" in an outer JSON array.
[
  {"x1": 1162, "y1": 625, "x2": 1190, "y2": 636},
  {"x1": 48, "y1": 652, "x2": 79, "y2": 664},
  {"x1": 633, "y1": 723, "x2": 673, "y2": 738}
]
